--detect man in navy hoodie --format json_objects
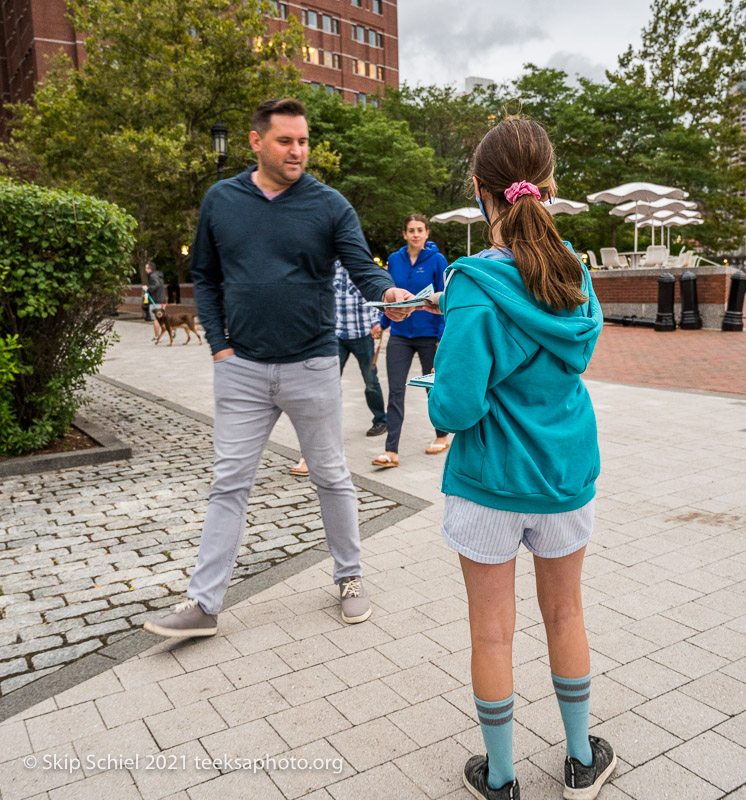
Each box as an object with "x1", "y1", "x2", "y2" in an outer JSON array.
[{"x1": 143, "y1": 98, "x2": 412, "y2": 637}]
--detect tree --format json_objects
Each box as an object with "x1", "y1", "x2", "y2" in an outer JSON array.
[
  {"x1": 612, "y1": 0, "x2": 746, "y2": 255},
  {"x1": 303, "y1": 89, "x2": 445, "y2": 258},
  {"x1": 1, "y1": 0, "x2": 304, "y2": 281},
  {"x1": 381, "y1": 84, "x2": 508, "y2": 260},
  {"x1": 515, "y1": 61, "x2": 746, "y2": 256}
]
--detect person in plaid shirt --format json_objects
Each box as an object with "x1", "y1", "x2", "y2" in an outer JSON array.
[{"x1": 290, "y1": 261, "x2": 387, "y2": 475}]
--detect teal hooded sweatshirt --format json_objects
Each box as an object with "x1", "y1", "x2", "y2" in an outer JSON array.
[{"x1": 427, "y1": 246, "x2": 603, "y2": 514}]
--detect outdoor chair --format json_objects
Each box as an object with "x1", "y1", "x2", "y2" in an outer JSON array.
[
  {"x1": 641, "y1": 245, "x2": 667, "y2": 267},
  {"x1": 587, "y1": 250, "x2": 600, "y2": 269},
  {"x1": 665, "y1": 247, "x2": 687, "y2": 267},
  {"x1": 600, "y1": 248, "x2": 629, "y2": 268}
]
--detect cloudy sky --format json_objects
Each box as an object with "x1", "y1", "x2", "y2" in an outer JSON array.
[{"x1": 397, "y1": 0, "x2": 723, "y2": 90}]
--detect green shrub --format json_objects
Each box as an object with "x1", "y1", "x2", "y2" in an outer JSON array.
[{"x1": 0, "y1": 179, "x2": 136, "y2": 455}]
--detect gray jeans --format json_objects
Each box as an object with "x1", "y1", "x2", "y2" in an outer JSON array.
[{"x1": 187, "y1": 354, "x2": 361, "y2": 615}]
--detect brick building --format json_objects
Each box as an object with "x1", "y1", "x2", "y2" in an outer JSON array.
[
  {"x1": 269, "y1": 0, "x2": 398, "y2": 105},
  {"x1": 0, "y1": 0, "x2": 398, "y2": 122},
  {"x1": 0, "y1": 0, "x2": 84, "y2": 118}
]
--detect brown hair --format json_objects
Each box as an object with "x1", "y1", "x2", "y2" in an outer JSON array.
[
  {"x1": 473, "y1": 117, "x2": 587, "y2": 312},
  {"x1": 402, "y1": 213, "x2": 429, "y2": 232},
  {"x1": 251, "y1": 98, "x2": 307, "y2": 136}
]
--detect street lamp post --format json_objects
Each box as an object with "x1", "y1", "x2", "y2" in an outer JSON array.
[{"x1": 211, "y1": 122, "x2": 228, "y2": 181}]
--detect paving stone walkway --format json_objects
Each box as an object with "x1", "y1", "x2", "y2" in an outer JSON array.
[
  {"x1": 0, "y1": 379, "x2": 399, "y2": 697},
  {"x1": 0, "y1": 320, "x2": 744, "y2": 800},
  {"x1": 586, "y1": 326, "x2": 746, "y2": 396}
]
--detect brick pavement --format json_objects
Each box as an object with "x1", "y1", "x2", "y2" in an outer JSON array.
[
  {"x1": 0, "y1": 320, "x2": 745, "y2": 799},
  {"x1": 0, "y1": 380, "x2": 399, "y2": 697},
  {"x1": 587, "y1": 326, "x2": 746, "y2": 396}
]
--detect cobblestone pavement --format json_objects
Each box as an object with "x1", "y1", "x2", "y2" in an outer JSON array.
[
  {"x1": 586, "y1": 326, "x2": 746, "y2": 396},
  {"x1": 0, "y1": 380, "x2": 398, "y2": 697}
]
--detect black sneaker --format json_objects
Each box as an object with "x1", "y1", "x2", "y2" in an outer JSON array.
[
  {"x1": 366, "y1": 422, "x2": 387, "y2": 437},
  {"x1": 563, "y1": 736, "x2": 616, "y2": 800},
  {"x1": 463, "y1": 755, "x2": 520, "y2": 800}
]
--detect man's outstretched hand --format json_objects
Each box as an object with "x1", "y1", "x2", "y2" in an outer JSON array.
[{"x1": 382, "y1": 287, "x2": 415, "y2": 321}]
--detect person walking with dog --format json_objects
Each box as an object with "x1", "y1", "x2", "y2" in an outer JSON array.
[
  {"x1": 143, "y1": 98, "x2": 412, "y2": 638},
  {"x1": 143, "y1": 261, "x2": 166, "y2": 340},
  {"x1": 371, "y1": 214, "x2": 449, "y2": 469},
  {"x1": 424, "y1": 117, "x2": 614, "y2": 799}
]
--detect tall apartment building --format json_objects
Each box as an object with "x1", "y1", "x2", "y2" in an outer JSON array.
[
  {"x1": 0, "y1": 0, "x2": 398, "y2": 123},
  {"x1": 269, "y1": 0, "x2": 398, "y2": 105}
]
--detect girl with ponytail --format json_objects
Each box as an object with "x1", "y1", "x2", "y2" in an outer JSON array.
[{"x1": 425, "y1": 117, "x2": 615, "y2": 800}]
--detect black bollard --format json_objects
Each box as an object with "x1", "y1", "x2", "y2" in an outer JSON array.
[
  {"x1": 722, "y1": 270, "x2": 746, "y2": 331},
  {"x1": 654, "y1": 272, "x2": 677, "y2": 332},
  {"x1": 679, "y1": 271, "x2": 703, "y2": 329}
]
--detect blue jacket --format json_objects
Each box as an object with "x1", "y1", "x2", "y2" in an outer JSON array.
[
  {"x1": 428, "y1": 245, "x2": 603, "y2": 514},
  {"x1": 380, "y1": 241, "x2": 447, "y2": 339},
  {"x1": 191, "y1": 166, "x2": 394, "y2": 362}
]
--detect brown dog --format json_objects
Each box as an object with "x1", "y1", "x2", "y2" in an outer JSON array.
[{"x1": 153, "y1": 307, "x2": 203, "y2": 346}]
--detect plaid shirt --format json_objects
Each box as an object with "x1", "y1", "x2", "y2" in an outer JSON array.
[{"x1": 334, "y1": 261, "x2": 381, "y2": 339}]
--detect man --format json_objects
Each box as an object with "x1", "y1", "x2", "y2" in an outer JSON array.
[
  {"x1": 144, "y1": 98, "x2": 411, "y2": 638},
  {"x1": 143, "y1": 261, "x2": 166, "y2": 340}
]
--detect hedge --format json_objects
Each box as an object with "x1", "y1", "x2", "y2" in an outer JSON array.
[{"x1": 0, "y1": 179, "x2": 136, "y2": 455}]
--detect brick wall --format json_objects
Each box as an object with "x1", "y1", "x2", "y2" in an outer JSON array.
[{"x1": 590, "y1": 266, "x2": 738, "y2": 329}]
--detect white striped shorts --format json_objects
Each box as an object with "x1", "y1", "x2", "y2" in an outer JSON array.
[{"x1": 442, "y1": 495, "x2": 595, "y2": 564}]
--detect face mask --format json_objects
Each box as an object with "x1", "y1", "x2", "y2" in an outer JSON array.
[{"x1": 476, "y1": 192, "x2": 490, "y2": 225}]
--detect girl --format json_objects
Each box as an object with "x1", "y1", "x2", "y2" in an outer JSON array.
[
  {"x1": 371, "y1": 214, "x2": 449, "y2": 468},
  {"x1": 426, "y1": 118, "x2": 615, "y2": 800}
]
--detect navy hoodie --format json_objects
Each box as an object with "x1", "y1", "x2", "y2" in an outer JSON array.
[
  {"x1": 191, "y1": 166, "x2": 394, "y2": 362},
  {"x1": 380, "y1": 241, "x2": 447, "y2": 338}
]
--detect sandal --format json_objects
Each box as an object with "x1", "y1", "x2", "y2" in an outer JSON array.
[
  {"x1": 371, "y1": 454, "x2": 399, "y2": 468},
  {"x1": 425, "y1": 441, "x2": 450, "y2": 455},
  {"x1": 288, "y1": 458, "x2": 309, "y2": 476}
]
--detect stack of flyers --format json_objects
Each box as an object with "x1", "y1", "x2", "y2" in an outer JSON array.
[
  {"x1": 408, "y1": 373, "x2": 435, "y2": 388},
  {"x1": 364, "y1": 284, "x2": 434, "y2": 308}
]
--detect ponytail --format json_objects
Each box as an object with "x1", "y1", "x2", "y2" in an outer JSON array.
[
  {"x1": 498, "y1": 195, "x2": 587, "y2": 312},
  {"x1": 474, "y1": 118, "x2": 587, "y2": 312}
]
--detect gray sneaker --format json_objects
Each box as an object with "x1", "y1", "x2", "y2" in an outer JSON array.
[
  {"x1": 339, "y1": 577, "x2": 371, "y2": 624},
  {"x1": 463, "y1": 755, "x2": 520, "y2": 799},
  {"x1": 563, "y1": 736, "x2": 616, "y2": 800},
  {"x1": 143, "y1": 598, "x2": 218, "y2": 638}
]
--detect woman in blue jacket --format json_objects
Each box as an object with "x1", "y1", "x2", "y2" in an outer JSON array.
[
  {"x1": 371, "y1": 214, "x2": 449, "y2": 468},
  {"x1": 425, "y1": 118, "x2": 615, "y2": 800}
]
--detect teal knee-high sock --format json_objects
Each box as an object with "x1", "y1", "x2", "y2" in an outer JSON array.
[
  {"x1": 474, "y1": 693, "x2": 515, "y2": 789},
  {"x1": 552, "y1": 673, "x2": 593, "y2": 766}
]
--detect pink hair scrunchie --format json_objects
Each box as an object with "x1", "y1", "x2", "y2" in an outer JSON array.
[{"x1": 504, "y1": 181, "x2": 541, "y2": 205}]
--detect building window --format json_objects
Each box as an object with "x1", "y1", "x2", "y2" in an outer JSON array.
[
  {"x1": 372, "y1": 0, "x2": 382, "y2": 13},
  {"x1": 271, "y1": 1, "x2": 288, "y2": 18},
  {"x1": 304, "y1": 47, "x2": 341, "y2": 69},
  {"x1": 322, "y1": 14, "x2": 339, "y2": 34},
  {"x1": 303, "y1": 10, "x2": 339, "y2": 33},
  {"x1": 351, "y1": 0, "x2": 362, "y2": 5},
  {"x1": 325, "y1": 84, "x2": 335, "y2": 94},
  {"x1": 376, "y1": 65, "x2": 384, "y2": 80},
  {"x1": 352, "y1": 24, "x2": 365, "y2": 42}
]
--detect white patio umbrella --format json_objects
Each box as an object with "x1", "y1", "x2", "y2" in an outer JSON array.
[
  {"x1": 625, "y1": 208, "x2": 703, "y2": 245},
  {"x1": 588, "y1": 182, "x2": 689, "y2": 251},
  {"x1": 430, "y1": 207, "x2": 485, "y2": 256},
  {"x1": 609, "y1": 197, "x2": 698, "y2": 218},
  {"x1": 543, "y1": 198, "x2": 589, "y2": 216},
  {"x1": 635, "y1": 214, "x2": 703, "y2": 249}
]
